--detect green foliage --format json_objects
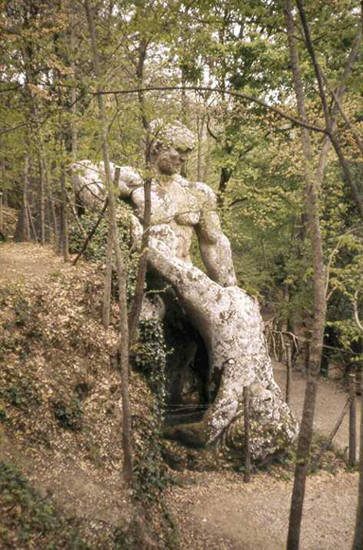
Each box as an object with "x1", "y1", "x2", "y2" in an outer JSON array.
[
  {"x1": 52, "y1": 397, "x2": 84, "y2": 432},
  {"x1": 132, "y1": 320, "x2": 170, "y2": 503},
  {"x1": 68, "y1": 205, "x2": 141, "y2": 302},
  {"x1": 0, "y1": 461, "x2": 91, "y2": 549},
  {"x1": 133, "y1": 320, "x2": 168, "y2": 381},
  {"x1": 0, "y1": 363, "x2": 42, "y2": 420},
  {"x1": 6, "y1": 382, "x2": 40, "y2": 411},
  {"x1": 68, "y1": 213, "x2": 110, "y2": 263}
]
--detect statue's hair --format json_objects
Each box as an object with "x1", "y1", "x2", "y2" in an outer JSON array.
[{"x1": 150, "y1": 119, "x2": 195, "y2": 151}]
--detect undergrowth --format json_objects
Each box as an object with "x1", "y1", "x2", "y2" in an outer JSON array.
[
  {"x1": 0, "y1": 258, "x2": 179, "y2": 549},
  {"x1": 0, "y1": 461, "x2": 90, "y2": 550}
]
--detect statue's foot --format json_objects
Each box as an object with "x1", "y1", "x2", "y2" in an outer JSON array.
[{"x1": 163, "y1": 421, "x2": 209, "y2": 447}]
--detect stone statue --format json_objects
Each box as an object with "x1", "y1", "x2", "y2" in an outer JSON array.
[{"x1": 74, "y1": 120, "x2": 298, "y2": 460}]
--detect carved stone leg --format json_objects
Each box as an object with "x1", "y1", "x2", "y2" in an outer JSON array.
[{"x1": 147, "y1": 234, "x2": 298, "y2": 459}]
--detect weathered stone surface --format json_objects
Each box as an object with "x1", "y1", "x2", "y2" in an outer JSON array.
[
  {"x1": 73, "y1": 121, "x2": 298, "y2": 460},
  {"x1": 138, "y1": 227, "x2": 298, "y2": 459}
]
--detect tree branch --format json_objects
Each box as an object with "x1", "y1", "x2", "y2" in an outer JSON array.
[
  {"x1": 296, "y1": 0, "x2": 330, "y2": 126},
  {"x1": 87, "y1": 85, "x2": 328, "y2": 134}
]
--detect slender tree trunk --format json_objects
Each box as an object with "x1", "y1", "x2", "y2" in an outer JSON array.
[
  {"x1": 65, "y1": 186, "x2": 86, "y2": 237},
  {"x1": 310, "y1": 396, "x2": 350, "y2": 472},
  {"x1": 72, "y1": 198, "x2": 108, "y2": 266},
  {"x1": 23, "y1": 155, "x2": 31, "y2": 241},
  {"x1": 44, "y1": 198, "x2": 51, "y2": 243},
  {"x1": 43, "y1": 158, "x2": 59, "y2": 246},
  {"x1": 286, "y1": 343, "x2": 292, "y2": 405},
  {"x1": 70, "y1": 8, "x2": 78, "y2": 168},
  {"x1": 58, "y1": 197, "x2": 64, "y2": 254},
  {"x1": 65, "y1": 3, "x2": 79, "y2": 226},
  {"x1": 84, "y1": 0, "x2": 133, "y2": 484},
  {"x1": 0, "y1": 192, "x2": 3, "y2": 235},
  {"x1": 28, "y1": 205, "x2": 38, "y2": 242},
  {"x1": 60, "y1": 167, "x2": 69, "y2": 262},
  {"x1": 15, "y1": 152, "x2": 33, "y2": 242},
  {"x1": 197, "y1": 114, "x2": 204, "y2": 181},
  {"x1": 296, "y1": 0, "x2": 363, "y2": 219},
  {"x1": 352, "y1": 297, "x2": 363, "y2": 548},
  {"x1": 128, "y1": 35, "x2": 152, "y2": 347},
  {"x1": 243, "y1": 386, "x2": 251, "y2": 483},
  {"x1": 352, "y1": 373, "x2": 363, "y2": 549},
  {"x1": 285, "y1": 3, "x2": 327, "y2": 548},
  {"x1": 349, "y1": 370, "x2": 357, "y2": 466},
  {"x1": 102, "y1": 230, "x2": 113, "y2": 329},
  {"x1": 37, "y1": 153, "x2": 46, "y2": 244},
  {"x1": 1, "y1": 158, "x2": 7, "y2": 206},
  {"x1": 181, "y1": 65, "x2": 188, "y2": 127}
]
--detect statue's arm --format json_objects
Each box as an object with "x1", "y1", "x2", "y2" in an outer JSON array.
[
  {"x1": 116, "y1": 166, "x2": 143, "y2": 198},
  {"x1": 73, "y1": 162, "x2": 142, "y2": 207},
  {"x1": 195, "y1": 184, "x2": 237, "y2": 287}
]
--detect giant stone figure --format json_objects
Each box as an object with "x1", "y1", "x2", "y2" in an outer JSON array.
[{"x1": 74, "y1": 120, "x2": 298, "y2": 460}]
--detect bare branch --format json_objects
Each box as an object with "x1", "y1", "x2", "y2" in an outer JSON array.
[
  {"x1": 296, "y1": 0, "x2": 330, "y2": 125},
  {"x1": 87, "y1": 85, "x2": 328, "y2": 135}
]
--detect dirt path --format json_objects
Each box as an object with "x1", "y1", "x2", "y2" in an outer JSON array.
[
  {"x1": 273, "y1": 361, "x2": 361, "y2": 454},
  {"x1": 0, "y1": 242, "x2": 360, "y2": 549},
  {"x1": 0, "y1": 242, "x2": 73, "y2": 283},
  {"x1": 166, "y1": 469, "x2": 358, "y2": 550},
  {"x1": 166, "y1": 364, "x2": 361, "y2": 550}
]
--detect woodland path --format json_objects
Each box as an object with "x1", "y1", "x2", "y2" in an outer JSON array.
[
  {"x1": 167, "y1": 366, "x2": 360, "y2": 550},
  {"x1": 0, "y1": 242, "x2": 360, "y2": 550},
  {"x1": 273, "y1": 361, "x2": 360, "y2": 455},
  {"x1": 0, "y1": 241, "x2": 74, "y2": 282}
]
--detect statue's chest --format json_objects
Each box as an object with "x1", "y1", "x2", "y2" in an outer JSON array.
[{"x1": 132, "y1": 181, "x2": 200, "y2": 226}]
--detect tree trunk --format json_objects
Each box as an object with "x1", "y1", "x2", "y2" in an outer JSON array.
[
  {"x1": 37, "y1": 153, "x2": 46, "y2": 244},
  {"x1": 43, "y1": 159, "x2": 59, "y2": 246},
  {"x1": 243, "y1": 386, "x2": 251, "y2": 483},
  {"x1": 128, "y1": 35, "x2": 152, "y2": 348},
  {"x1": 285, "y1": 3, "x2": 327, "y2": 548},
  {"x1": 60, "y1": 167, "x2": 69, "y2": 262},
  {"x1": 0, "y1": 191, "x2": 3, "y2": 235},
  {"x1": 102, "y1": 230, "x2": 113, "y2": 329},
  {"x1": 15, "y1": 155, "x2": 31, "y2": 242},
  {"x1": 72, "y1": 198, "x2": 108, "y2": 266},
  {"x1": 1, "y1": 158, "x2": 7, "y2": 207},
  {"x1": 70, "y1": 6, "x2": 78, "y2": 166},
  {"x1": 84, "y1": 0, "x2": 133, "y2": 484},
  {"x1": 197, "y1": 115, "x2": 204, "y2": 181},
  {"x1": 285, "y1": 6, "x2": 361, "y2": 546},
  {"x1": 295, "y1": 0, "x2": 363, "y2": 220},
  {"x1": 349, "y1": 371, "x2": 357, "y2": 466},
  {"x1": 352, "y1": 374, "x2": 363, "y2": 549}
]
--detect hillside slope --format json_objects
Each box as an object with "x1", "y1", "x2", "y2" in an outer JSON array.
[
  {"x1": 0, "y1": 242, "x2": 360, "y2": 550},
  {"x1": 0, "y1": 243, "x2": 173, "y2": 549}
]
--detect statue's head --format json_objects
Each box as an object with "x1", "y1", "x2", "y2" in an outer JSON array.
[{"x1": 150, "y1": 120, "x2": 195, "y2": 176}]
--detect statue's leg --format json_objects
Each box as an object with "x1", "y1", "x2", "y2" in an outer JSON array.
[
  {"x1": 147, "y1": 239, "x2": 244, "y2": 442},
  {"x1": 147, "y1": 236, "x2": 298, "y2": 455}
]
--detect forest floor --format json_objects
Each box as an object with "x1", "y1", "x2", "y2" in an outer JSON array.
[
  {"x1": 0, "y1": 242, "x2": 360, "y2": 550},
  {"x1": 165, "y1": 362, "x2": 360, "y2": 550}
]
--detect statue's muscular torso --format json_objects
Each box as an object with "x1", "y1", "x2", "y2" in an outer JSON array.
[
  {"x1": 74, "y1": 160, "x2": 236, "y2": 287},
  {"x1": 130, "y1": 175, "x2": 206, "y2": 264}
]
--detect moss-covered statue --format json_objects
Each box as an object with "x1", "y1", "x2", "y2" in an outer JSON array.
[{"x1": 74, "y1": 120, "x2": 298, "y2": 460}]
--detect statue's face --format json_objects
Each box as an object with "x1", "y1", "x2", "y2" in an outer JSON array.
[{"x1": 154, "y1": 146, "x2": 192, "y2": 176}]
